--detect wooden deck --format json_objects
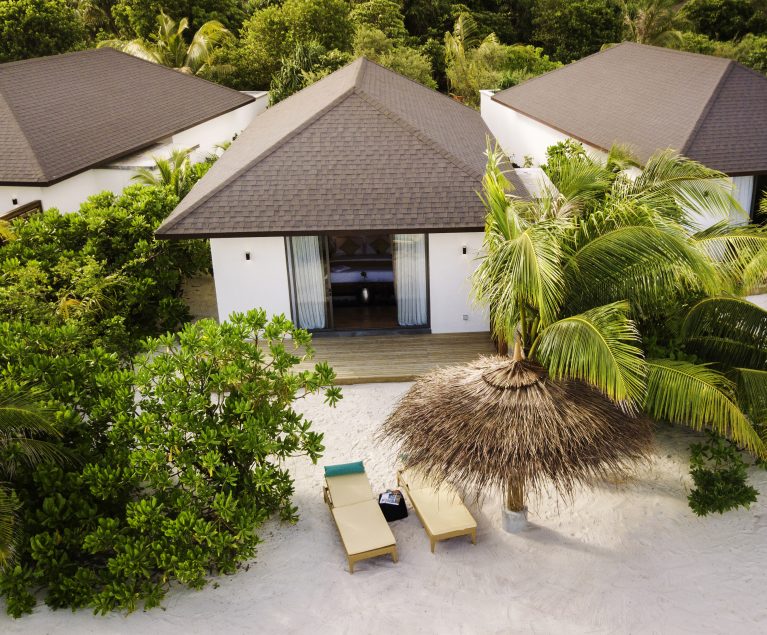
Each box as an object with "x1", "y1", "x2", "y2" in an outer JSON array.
[{"x1": 299, "y1": 332, "x2": 496, "y2": 384}]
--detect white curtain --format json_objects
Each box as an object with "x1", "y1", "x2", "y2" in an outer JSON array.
[
  {"x1": 290, "y1": 236, "x2": 326, "y2": 330},
  {"x1": 393, "y1": 234, "x2": 428, "y2": 326},
  {"x1": 732, "y1": 176, "x2": 755, "y2": 222}
]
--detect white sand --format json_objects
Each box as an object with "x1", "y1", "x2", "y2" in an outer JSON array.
[{"x1": 4, "y1": 382, "x2": 767, "y2": 634}]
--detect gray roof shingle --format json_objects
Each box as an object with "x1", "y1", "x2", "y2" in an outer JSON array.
[
  {"x1": 492, "y1": 42, "x2": 767, "y2": 174},
  {"x1": 156, "y1": 58, "x2": 530, "y2": 238},
  {"x1": 0, "y1": 48, "x2": 254, "y2": 185}
]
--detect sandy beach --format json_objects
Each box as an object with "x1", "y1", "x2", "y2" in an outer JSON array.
[{"x1": 3, "y1": 381, "x2": 767, "y2": 634}]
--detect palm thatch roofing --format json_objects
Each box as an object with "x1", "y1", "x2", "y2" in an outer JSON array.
[{"x1": 380, "y1": 356, "x2": 654, "y2": 499}]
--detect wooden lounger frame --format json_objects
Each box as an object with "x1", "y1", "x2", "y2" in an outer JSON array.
[
  {"x1": 397, "y1": 471, "x2": 477, "y2": 553},
  {"x1": 323, "y1": 485, "x2": 398, "y2": 574}
]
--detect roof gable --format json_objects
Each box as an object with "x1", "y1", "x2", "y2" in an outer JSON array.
[
  {"x1": 491, "y1": 42, "x2": 767, "y2": 171},
  {"x1": 157, "y1": 58, "x2": 530, "y2": 238},
  {"x1": 0, "y1": 48, "x2": 254, "y2": 185}
]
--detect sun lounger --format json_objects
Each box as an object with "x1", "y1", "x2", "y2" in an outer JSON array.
[
  {"x1": 397, "y1": 468, "x2": 477, "y2": 553},
  {"x1": 323, "y1": 462, "x2": 398, "y2": 573}
]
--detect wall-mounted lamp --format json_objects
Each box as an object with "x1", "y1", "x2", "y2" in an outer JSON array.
[
  {"x1": 462, "y1": 245, "x2": 467, "y2": 255},
  {"x1": 245, "y1": 252, "x2": 251, "y2": 261},
  {"x1": 12, "y1": 198, "x2": 18, "y2": 205}
]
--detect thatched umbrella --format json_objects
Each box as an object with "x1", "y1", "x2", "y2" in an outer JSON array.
[{"x1": 380, "y1": 347, "x2": 653, "y2": 527}]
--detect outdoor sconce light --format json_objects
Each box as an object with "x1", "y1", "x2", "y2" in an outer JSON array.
[
  {"x1": 245, "y1": 252, "x2": 251, "y2": 261},
  {"x1": 462, "y1": 245, "x2": 467, "y2": 255},
  {"x1": 12, "y1": 198, "x2": 18, "y2": 205}
]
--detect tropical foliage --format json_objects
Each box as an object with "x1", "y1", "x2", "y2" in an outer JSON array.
[
  {"x1": 0, "y1": 0, "x2": 85, "y2": 62},
  {"x1": 0, "y1": 312, "x2": 337, "y2": 616},
  {"x1": 474, "y1": 142, "x2": 767, "y2": 463},
  {"x1": 100, "y1": 10, "x2": 232, "y2": 76},
  {"x1": 688, "y1": 431, "x2": 759, "y2": 515},
  {"x1": 621, "y1": 0, "x2": 687, "y2": 46},
  {"x1": 0, "y1": 388, "x2": 64, "y2": 570},
  {"x1": 445, "y1": 12, "x2": 559, "y2": 106},
  {"x1": 0, "y1": 150, "x2": 339, "y2": 615}
]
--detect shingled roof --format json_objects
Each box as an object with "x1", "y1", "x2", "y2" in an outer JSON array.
[
  {"x1": 0, "y1": 48, "x2": 254, "y2": 185},
  {"x1": 156, "y1": 57, "x2": 530, "y2": 238},
  {"x1": 492, "y1": 42, "x2": 767, "y2": 175}
]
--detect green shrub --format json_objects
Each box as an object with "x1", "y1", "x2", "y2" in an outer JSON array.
[
  {"x1": 532, "y1": 0, "x2": 623, "y2": 63},
  {"x1": 0, "y1": 0, "x2": 85, "y2": 62},
  {"x1": 0, "y1": 184, "x2": 210, "y2": 356},
  {"x1": 681, "y1": 0, "x2": 755, "y2": 42},
  {"x1": 0, "y1": 311, "x2": 339, "y2": 616},
  {"x1": 688, "y1": 432, "x2": 759, "y2": 516}
]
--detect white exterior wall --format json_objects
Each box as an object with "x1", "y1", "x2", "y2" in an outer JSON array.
[
  {"x1": 210, "y1": 237, "x2": 292, "y2": 323},
  {"x1": 480, "y1": 90, "x2": 604, "y2": 166},
  {"x1": 173, "y1": 92, "x2": 267, "y2": 164},
  {"x1": 428, "y1": 232, "x2": 489, "y2": 334},
  {"x1": 1, "y1": 94, "x2": 267, "y2": 216}
]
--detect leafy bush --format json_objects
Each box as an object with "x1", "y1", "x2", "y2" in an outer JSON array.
[
  {"x1": 532, "y1": 0, "x2": 623, "y2": 63},
  {"x1": 0, "y1": 311, "x2": 339, "y2": 616},
  {"x1": 688, "y1": 432, "x2": 759, "y2": 516},
  {"x1": 734, "y1": 33, "x2": 767, "y2": 74},
  {"x1": 0, "y1": 0, "x2": 85, "y2": 62},
  {"x1": 233, "y1": 0, "x2": 353, "y2": 89},
  {"x1": 351, "y1": 0, "x2": 409, "y2": 40},
  {"x1": 681, "y1": 0, "x2": 755, "y2": 42},
  {"x1": 0, "y1": 184, "x2": 210, "y2": 356}
]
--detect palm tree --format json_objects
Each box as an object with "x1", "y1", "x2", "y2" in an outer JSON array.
[
  {"x1": 99, "y1": 11, "x2": 233, "y2": 77},
  {"x1": 621, "y1": 0, "x2": 687, "y2": 47},
  {"x1": 132, "y1": 148, "x2": 194, "y2": 198},
  {"x1": 444, "y1": 13, "x2": 503, "y2": 108},
  {"x1": 0, "y1": 388, "x2": 65, "y2": 569},
  {"x1": 474, "y1": 144, "x2": 767, "y2": 456}
]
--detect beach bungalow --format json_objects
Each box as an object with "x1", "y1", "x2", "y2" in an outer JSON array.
[
  {"x1": 0, "y1": 48, "x2": 267, "y2": 218},
  {"x1": 157, "y1": 58, "x2": 549, "y2": 334},
  {"x1": 481, "y1": 42, "x2": 767, "y2": 225}
]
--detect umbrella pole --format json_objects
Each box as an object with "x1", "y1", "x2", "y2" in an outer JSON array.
[{"x1": 505, "y1": 478, "x2": 525, "y2": 512}]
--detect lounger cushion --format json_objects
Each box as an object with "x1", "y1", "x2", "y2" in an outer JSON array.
[
  {"x1": 326, "y1": 472, "x2": 374, "y2": 507},
  {"x1": 331, "y1": 499, "x2": 396, "y2": 556},
  {"x1": 324, "y1": 461, "x2": 365, "y2": 477},
  {"x1": 407, "y1": 486, "x2": 477, "y2": 536},
  {"x1": 400, "y1": 468, "x2": 439, "y2": 491}
]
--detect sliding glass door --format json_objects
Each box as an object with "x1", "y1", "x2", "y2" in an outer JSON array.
[{"x1": 287, "y1": 234, "x2": 428, "y2": 331}]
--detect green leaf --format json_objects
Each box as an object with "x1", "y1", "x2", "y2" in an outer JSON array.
[
  {"x1": 681, "y1": 297, "x2": 767, "y2": 369},
  {"x1": 532, "y1": 301, "x2": 647, "y2": 406},
  {"x1": 645, "y1": 359, "x2": 764, "y2": 456}
]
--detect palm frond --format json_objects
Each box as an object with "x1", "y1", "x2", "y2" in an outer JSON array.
[
  {"x1": 736, "y1": 368, "x2": 767, "y2": 429},
  {"x1": 566, "y1": 206, "x2": 720, "y2": 309},
  {"x1": 531, "y1": 301, "x2": 647, "y2": 406},
  {"x1": 681, "y1": 296, "x2": 767, "y2": 369},
  {"x1": 645, "y1": 359, "x2": 764, "y2": 455},
  {"x1": 692, "y1": 222, "x2": 767, "y2": 293},
  {"x1": 0, "y1": 391, "x2": 59, "y2": 437},
  {"x1": 98, "y1": 39, "x2": 162, "y2": 64},
  {"x1": 186, "y1": 20, "x2": 232, "y2": 73},
  {"x1": 623, "y1": 150, "x2": 738, "y2": 226},
  {"x1": 0, "y1": 484, "x2": 18, "y2": 570}
]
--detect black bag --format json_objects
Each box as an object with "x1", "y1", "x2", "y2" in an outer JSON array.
[{"x1": 378, "y1": 489, "x2": 408, "y2": 522}]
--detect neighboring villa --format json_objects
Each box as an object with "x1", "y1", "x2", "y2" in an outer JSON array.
[
  {"x1": 481, "y1": 42, "x2": 767, "y2": 225},
  {"x1": 0, "y1": 48, "x2": 267, "y2": 218},
  {"x1": 157, "y1": 58, "x2": 551, "y2": 333}
]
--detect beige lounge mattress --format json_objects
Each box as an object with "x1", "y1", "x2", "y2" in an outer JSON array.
[
  {"x1": 326, "y1": 472, "x2": 373, "y2": 508},
  {"x1": 331, "y1": 499, "x2": 396, "y2": 556},
  {"x1": 401, "y1": 470, "x2": 476, "y2": 536}
]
